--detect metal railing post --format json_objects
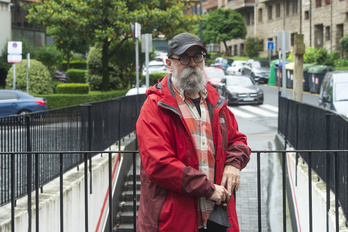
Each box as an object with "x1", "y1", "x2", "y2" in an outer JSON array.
[
  {"x1": 26, "y1": 115, "x2": 32, "y2": 232},
  {"x1": 11, "y1": 152, "x2": 15, "y2": 232},
  {"x1": 133, "y1": 151, "x2": 137, "y2": 231},
  {"x1": 326, "y1": 114, "x2": 331, "y2": 232},
  {"x1": 60, "y1": 153, "x2": 64, "y2": 232},
  {"x1": 282, "y1": 151, "x2": 287, "y2": 232},
  {"x1": 257, "y1": 152, "x2": 261, "y2": 232},
  {"x1": 308, "y1": 152, "x2": 313, "y2": 232},
  {"x1": 108, "y1": 152, "x2": 113, "y2": 232},
  {"x1": 84, "y1": 152, "x2": 89, "y2": 232}
]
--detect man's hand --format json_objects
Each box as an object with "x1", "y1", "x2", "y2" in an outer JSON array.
[
  {"x1": 220, "y1": 165, "x2": 240, "y2": 193},
  {"x1": 209, "y1": 184, "x2": 231, "y2": 205}
]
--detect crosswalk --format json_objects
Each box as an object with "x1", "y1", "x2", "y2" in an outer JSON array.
[{"x1": 228, "y1": 104, "x2": 278, "y2": 118}]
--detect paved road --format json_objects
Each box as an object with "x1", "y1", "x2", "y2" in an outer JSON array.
[{"x1": 231, "y1": 85, "x2": 319, "y2": 232}]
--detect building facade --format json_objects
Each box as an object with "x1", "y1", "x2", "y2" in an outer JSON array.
[
  {"x1": 0, "y1": 0, "x2": 12, "y2": 54},
  {"x1": 200, "y1": 0, "x2": 348, "y2": 57}
]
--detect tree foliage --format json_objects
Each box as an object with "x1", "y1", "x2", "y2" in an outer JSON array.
[
  {"x1": 196, "y1": 8, "x2": 246, "y2": 53},
  {"x1": 339, "y1": 34, "x2": 348, "y2": 58},
  {"x1": 245, "y1": 37, "x2": 263, "y2": 58},
  {"x1": 24, "y1": 0, "x2": 200, "y2": 91}
]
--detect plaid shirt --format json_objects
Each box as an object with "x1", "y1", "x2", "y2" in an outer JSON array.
[{"x1": 172, "y1": 83, "x2": 215, "y2": 229}]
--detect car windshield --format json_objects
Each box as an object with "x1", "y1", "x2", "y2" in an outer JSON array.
[
  {"x1": 335, "y1": 82, "x2": 348, "y2": 101},
  {"x1": 253, "y1": 61, "x2": 270, "y2": 68},
  {"x1": 149, "y1": 65, "x2": 165, "y2": 68},
  {"x1": 226, "y1": 77, "x2": 254, "y2": 87},
  {"x1": 206, "y1": 69, "x2": 225, "y2": 79}
]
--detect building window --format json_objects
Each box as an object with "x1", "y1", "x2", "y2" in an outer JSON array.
[
  {"x1": 268, "y1": 5, "x2": 272, "y2": 20},
  {"x1": 258, "y1": 8, "x2": 263, "y2": 22},
  {"x1": 286, "y1": 1, "x2": 290, "y2": 16},
  {"x1": 293, "y1": 0, "x2": 298, "y2": 13},
  {"x1": 325, "y1": 26, "x2": 331, "y2": 41},
  {"x1": 276, "y1": 4, "x2": 281, "y2": 18},
  {"x1": 305, "y1": 11, "x2": 309, "y2": 20},
  {"x1": 291, "y1": 33, "x2": 297, "y2": 46},
  {"x1": 316, "y1": 0, "x2": 322, "y2": 7},
  {"x1": 260, "y1": 39, "x2": 264, "y2": 51},
  {"x1": 246, "y1": 12, "x2": 251, "y2": 25}
]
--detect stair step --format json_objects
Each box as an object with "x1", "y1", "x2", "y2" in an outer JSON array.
[
  {"x1": 114, "y1": 223, "x2": 135, "y2": 232},
  {"x1": 124, "y1": 180, "x2": 141, "y2": 191},
  {"x1": 117, "y1": 211, "x2": 139, "y2": 224},
  {"x1": 119, "y1": 201, "x2": 140, "y2": 212},
  {"x1": 122, "y1": 190, "x2": 141, "y2": 201}
]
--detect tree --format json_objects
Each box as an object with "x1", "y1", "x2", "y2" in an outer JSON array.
[
  {"x1": 46, "y1": 25, "x2": 90, "y2": 70},
  {"x1": 245, "y1": 37, "x2": 263, "y2": 58},
  {"x1": 25, "y1": 0, "x2": 200, "y2": 91},
  {"x1": 339, "y1": 34, "x2": 348, "y2": 58},
  {"x1": 196, "y1": 8, "x2": 246, "y2": 53}
]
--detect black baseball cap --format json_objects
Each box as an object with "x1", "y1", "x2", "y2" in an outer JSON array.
[{"x1": 167, "y1": 32, "x2": 207, "y2": 57}]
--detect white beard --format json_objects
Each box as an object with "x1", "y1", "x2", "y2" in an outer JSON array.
[{"x1": 172, "y1": 66, "x2": 206, "y2": 94}]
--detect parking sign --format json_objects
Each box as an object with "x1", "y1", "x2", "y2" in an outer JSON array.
[
  {"x1": 267, "y1": 41, "x2": 274, "y2": 50},
  {"x1": 7, "y1": 41, "x2": 22, "y2": 63}
]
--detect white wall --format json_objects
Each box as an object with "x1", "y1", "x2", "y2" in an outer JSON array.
[
  {"x1": 286, "y1": 151, "x2": 348, "y2": 232},
  {"x1": 0, "y1": 133, "x2": 137, "y2": 232},
  {"x1": 0, "y1": 0, "x2": 11, "y2": 55}
]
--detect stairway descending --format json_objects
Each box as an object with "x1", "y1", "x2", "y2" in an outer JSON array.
[{"x1": 114, "y1": 166, "x2": 141, "y2": 232}]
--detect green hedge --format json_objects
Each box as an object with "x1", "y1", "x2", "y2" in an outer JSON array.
[
  {"x1": 66, "y1": 69, "x2": 87, "y2": 83},
  {"x1": 38, "y1": 89, "x2": 129, "y2": 109},
  {"x1": 56, "y1": 83, "x2": 89, "y2": 94},
  {"x1": 140, "y1": 72, "x2": 168, "y2": 86},
  {"x1": 60, "y1": 60, "x2": 87, "y2": 71}
]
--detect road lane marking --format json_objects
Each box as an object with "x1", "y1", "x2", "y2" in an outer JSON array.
[
  {"x1": 241, "y1": 105, "x2": 278, "y2": 117},
  {"x1": 228, "y1": 107, "x2": 254, "y2": 118}
]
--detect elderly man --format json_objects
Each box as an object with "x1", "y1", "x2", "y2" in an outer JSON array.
[{"x1": 136, "y1": 32, "x2": 251, "y2": 232}]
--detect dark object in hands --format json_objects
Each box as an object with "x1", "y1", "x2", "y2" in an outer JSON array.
[{"x1": 207, "y1": 202, "x2": 231, "y2": 232}]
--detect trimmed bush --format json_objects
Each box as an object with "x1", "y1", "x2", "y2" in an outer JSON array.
[
  {"x1": 61, "y1": 60, "x2": 87, "y2": 71},
  {"x1": 56, "y1": 83, "x2": 89, "y2": 94},
  {"x1": 140, "y1": 73, "x2": 168, "y2": 87},
  {"x1": 39, "y1": 89, "x2": 128, "y2": 109},
  {"x1": 66, "y1": 69, "x2": 87, "y2": 83},
  {"x1": 6, "y1": 59, "x2": 53, "y2": 94}
]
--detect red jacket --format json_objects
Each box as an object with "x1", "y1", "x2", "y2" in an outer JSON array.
[{"x1": 136, "y1": 74, "x2": 251, "y2": 232}]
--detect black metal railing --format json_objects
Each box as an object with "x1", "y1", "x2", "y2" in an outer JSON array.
[
  {"x1": 0, "y1": 94, "x2": 147, "y2": 207},
  {"x1": 278, "y1": 96, "x2": 348, "y2": 224},
  {"x1": 2, "y1": 149, "x2": 347, "y2": 232}
]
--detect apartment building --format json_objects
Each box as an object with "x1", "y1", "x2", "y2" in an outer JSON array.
[{"x1": 199, "y1": 0, "x2": 348, "y2": 57}]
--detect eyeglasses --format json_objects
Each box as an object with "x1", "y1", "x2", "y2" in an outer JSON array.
[{"x1": 170, "y1": 53, "x2": 205, "y2": 65}]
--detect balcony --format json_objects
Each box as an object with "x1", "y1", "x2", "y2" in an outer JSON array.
[
  {"x1": 225, "y1": 0, "x2": 256, "y2": 10},
  {"x1": 202, "y1": 0, "x2": 218, "y2": 11}
]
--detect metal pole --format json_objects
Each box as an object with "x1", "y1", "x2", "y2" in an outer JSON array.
[
  {"x1": 257, "y1": 152, "x2": 261, "y2": 231},
  {"x1": 145, "y1": 35, "x2": 149, "y2": 88},
  {"x1": 133, "y1": 152, "x2": 137, "y2": 231},
  {"x1": 282, "y1": 31, "x2": 287, "y2": 97},
  {"x1": 199, "y1": 0, "x2": 203, "y2": 41},
  {"x1": 282, "y1": 152, "x2": 287, "y2": 232},
  {"x1": 27, "y1": 53, "x2": 30, "y2": 93},
  {"x1": 136, "y1": 38, "x2": 139, "y2": 94},
  {"x1": 26, "y1": 115, "x2": 32, "y2": 232},
  {"x1": 13, "y1": 63, "x2": 16, "y2": 90}
]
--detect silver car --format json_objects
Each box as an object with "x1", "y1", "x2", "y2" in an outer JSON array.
[{"x1": 242, "y1": 59, "x2": 270, "y2": 84}]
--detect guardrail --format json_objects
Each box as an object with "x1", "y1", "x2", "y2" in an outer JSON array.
[{"x1": 2, "y1": 149, "x2": 347, "y2": 232}]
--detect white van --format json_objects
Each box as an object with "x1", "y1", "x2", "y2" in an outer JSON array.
[{"x1": 319, "y1": 71, "x2": 348, "y2": 118}]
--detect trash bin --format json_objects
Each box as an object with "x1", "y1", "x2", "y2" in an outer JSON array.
[
  {"x1": 285, "y1": 62, "x2": 294, "y2": 89},
  {"x1": 302, "y1": 64, "x2": 314, "y2": 92},
  {"x1": 307, "y1": 65, "x2": 333, "y2": 94},
  {"x1": 275, "y1": 61, "x2": 289, "y2": 87},
  {"x1": 268, "y1": 60, "x2": 279, "y2": 86}
]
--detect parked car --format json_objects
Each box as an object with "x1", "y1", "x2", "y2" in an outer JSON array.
[
  {"x1": 154, "y1": 50, "x2": 168, "y2": 62},
  {"x1": 205, "y1": 66, "x2": 232, "y2": 88},
  {"x1": 53, "y1": 70, "x2": 67, "y2": 82},
  {"x1": 125, "y1": 87, "x2": 147, "y2": 96},
  {"x1": 319, "y1": 71, "x2": 348, "y2": 118},
  {"x1": 142, "y1": 60, "x2": 169, "y2": 76},
  {"x1": 227, "y1": 60, "x2": 246, "y2": 76},
  {"x1": 0, "y1": 89, "x2": 47, "y2": 117},
  {"x1": 217, "y1": 75, "x2": 264, "y2": 105},
  {"x1": 210, "y1": 57, "x2": 234, "y2": 70},
  {"x1": 242, "y1": 59, "x2": 270, "y2": 84}
]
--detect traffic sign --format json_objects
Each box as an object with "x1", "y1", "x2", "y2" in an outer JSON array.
[
  {"x1": 7, "y1": 41, "x2": 22, "y2": 63},
  {"x1": 267, "y1": 41, "x2": 274, "y2": 50}
]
